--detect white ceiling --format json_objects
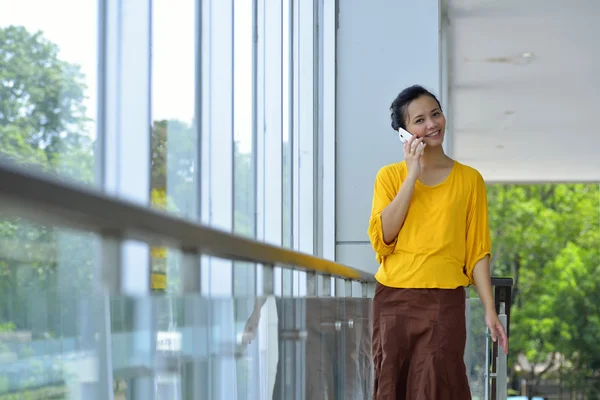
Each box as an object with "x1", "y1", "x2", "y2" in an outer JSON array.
[{"x1": 446, "y1": 0, "x2": 600, "y2": 182}]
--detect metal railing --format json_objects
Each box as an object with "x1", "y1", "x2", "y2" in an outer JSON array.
[
  {"x1": 490, "y1": 277, "x2": 513, "y2": 400},
  {"x1": 0, "y1": 161, "x2": 374, "y2": 287},
  {"x1": 0, "y1": 161, "x2": 377, "y2": 400},
  {"x1": 0, "y1": 161, "x2": 512, "y2": 399}
]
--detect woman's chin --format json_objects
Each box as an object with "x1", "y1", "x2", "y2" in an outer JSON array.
[{"x1": 424, "y1": 135, "x2": 444, "y2": 147}]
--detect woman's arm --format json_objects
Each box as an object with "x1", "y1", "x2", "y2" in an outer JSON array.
[
  {"x1": 241, "y1": 296, "x2": 268, "y2": 348},
  {"x1": 472, "y1": 255, "x2": 508, "y2": 354},
  {"x1": 472, "y1": 255, "x2": 495, "y2": 313},
  {"x1": 378, "y1": 136, "x2": 424, "y2": 244},
  {"x1": 380, "y1": 173, "x2": 417, "y2": 244}
]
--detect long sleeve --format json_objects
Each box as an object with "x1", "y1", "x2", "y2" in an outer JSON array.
[
  {"x1": 367, "y1": 166, "x2": 400, "y2": 262},
  {"x1": 464, "y1": 171, "x2": 492, "y2": 285}
]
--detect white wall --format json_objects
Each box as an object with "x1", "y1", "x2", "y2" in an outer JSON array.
[{"x1": 334, "y1": 0, "x2": 443, "y2": 273}]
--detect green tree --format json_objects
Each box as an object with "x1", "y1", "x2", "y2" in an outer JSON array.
[
  {"x1": 234, "y1": 140, "x2": 255, "y2": 237},
  {"x1": 0, "y1": 25, "x2": 94, "y2": 337},
  {"x1": 0, "y1": 25, "x2": 93, "y2": 181},
  {"x1": 487, "y1": 183, "x2": 600, "y2": 397},
  {"x1": 148, "y1": 121, "x2": 264, "y2": 293},
  {"x1": 149, "y1": 119, "x2": 197, "y2": 294}
]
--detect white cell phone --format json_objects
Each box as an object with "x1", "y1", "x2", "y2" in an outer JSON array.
[{"x1": 398, "y1": 128, "x2": 424, "y2": 151}]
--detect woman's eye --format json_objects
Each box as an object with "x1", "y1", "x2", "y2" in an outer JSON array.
[{"x1": 416, "y1": 119, "x2": 424, "y2": 124}]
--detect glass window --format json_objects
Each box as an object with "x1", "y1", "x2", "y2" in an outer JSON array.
[
  {"x1": 0, "y1": 217, "x2": 100, "y2": 397},
  {"x1": 0, "y1": 2, "x2": 100, "y2": 396},
  {"x1": 150, "y1": 0, "x2": 198, "y2": 295},
  {"x1": 295, "y1": 0, "x2": 317, "y2": 258},
  {"x1": 282, "y1": 0, "x2": 293, "y2": 250},
  {"x1": 234, "y1": 0, "x2": 256, "y2": 240},
  {"x1": 232, "y1": 2, "x2": 259, "y2": 398},
  {"x1": 0, "y1": 0, "x2": 97, "y2": 185}
]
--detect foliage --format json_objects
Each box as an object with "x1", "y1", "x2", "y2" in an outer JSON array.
[
  {"x1": 0, "y1": 25, "x2": 95, "y2": 337},
  {"x1": 487, "y1": 183, "x2": 600, "y2": 397},
  {"x1": 150, "y1": 119, "x2": 196, "y2": 217},
  {"x1": 0, "y1": 25, "x2": 93, "y2": 182},
  {"x1": 3, "y1": 22, "x2": 597, "y2": 400},
  {"x1": 0, "y1": 385, "x2": 68, "y2": 400}
]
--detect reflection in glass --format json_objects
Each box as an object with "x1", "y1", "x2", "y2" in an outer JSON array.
[
  {"x1": 150, "y1": 0, "x2": 197, "y2": 295},
  {"x1": 0, "y1": 3, "x2": 99, "y2": 397},
  {"x1": 149, "y1": 2, "x2": 197, "y2": 398},
  {"x1": 233, "y1": 0, "x2": 255, "y2": 240},
  {"x1": 245, "y1": 296, "x2": 374, "y2": 399},
  {"x1": 0, "y1": 219, "x2": 97, "y2": 397},
  {"x1": 233, "y1": 0, "x2": 258, "y2": 398},
  {"x1": 0, "y1": 216, "x2": 377, "y2": 400},
  {"x1": 466, "y1": 296, "x2": 487, "y2": 399}
]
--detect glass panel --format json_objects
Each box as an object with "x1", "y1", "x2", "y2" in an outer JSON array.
[
  {"x1": 260, "y1": 0, "x2": 284, "y2": 249},
  {"x1": 117, "y1": 285, "x2": 376, "y2": 400},
  {"x1": 232, "y1": 3, "x2": 258, "y2": 394},
  {"x1": 150, "y1": 0, "x2": 198, "y2": 294},
  {"x1": 233, "y1": 0, "x2": 255, "y2": 239},
  {"x1": 111, "y1": 295, "x2": 156, "y2": 399},
  {"x1": 0, "y1": 1, "x2": 97, "y2": 185},
  {"x1": 466, "y1": 296, "x2": 488, "y2": 399},
  {"x1": 0, "y1": 219, "x2": 99, "y2": 398},
  {"x1": 109, "y1": 274, "x2": 270, "y2": 400},
  {"x1": 282, "y1": 0, "x2": 293, "y2": 249},
  {"x1": 273, "y1": 296, "x2": 373, "y2": 400},
  {"x1": 0, "y1": 218, "x2": 375, "y2": 399}
]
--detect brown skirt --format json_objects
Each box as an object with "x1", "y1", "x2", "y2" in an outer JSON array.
[{"x1": 372, "y1": 282, "x2": 471, "y2": 400}]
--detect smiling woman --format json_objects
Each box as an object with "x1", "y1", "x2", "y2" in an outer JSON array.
[{"x1": 368, "y1": 85, "x2": 508, "y2": 398}]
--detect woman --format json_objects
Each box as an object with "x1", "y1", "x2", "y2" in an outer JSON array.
[{"x1": 368, "y1": 85, "x2": 508, "y2": 399}]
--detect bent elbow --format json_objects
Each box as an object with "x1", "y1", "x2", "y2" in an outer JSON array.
[
  {"x1": 368, "y1": 213, "x2": 397, "y2": 256},
  {"x1": 382, "y1": 222, "x2": 403, "y2": 245}
]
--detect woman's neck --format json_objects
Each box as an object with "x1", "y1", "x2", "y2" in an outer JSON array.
[{"x1": 420, "y1": 145, "x2": 451, "y2": 168}]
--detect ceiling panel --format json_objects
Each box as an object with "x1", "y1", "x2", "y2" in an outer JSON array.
[{"x1": 446, "y1": 0, "x2": 600, "y2": 182}]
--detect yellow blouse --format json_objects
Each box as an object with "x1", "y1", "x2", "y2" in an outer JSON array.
[{"x1": 367, "y1": 160, "x2": 491, "y2": 289}]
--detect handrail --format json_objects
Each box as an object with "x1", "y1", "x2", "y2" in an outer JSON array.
[
  {"x1": 490, "y1": 277, "x2": 513, "y2": 400},
  {"x1": 0, "y1": 162, "x2": 375, "y2": 283}
]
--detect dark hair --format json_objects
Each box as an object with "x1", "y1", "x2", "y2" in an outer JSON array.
[{"x1": 390, "y1": 85, "x2": 442, "y2": 131}]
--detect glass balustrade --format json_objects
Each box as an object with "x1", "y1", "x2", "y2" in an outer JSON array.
[
  {"x1": 0, "y1": 274, "x2": 510, "y2": 399},
  {"x1": 0, "y1": 203, "x2": 510, "y2": 400}
]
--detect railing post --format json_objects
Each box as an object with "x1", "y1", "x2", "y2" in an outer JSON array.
[
  {"x1": 0, "y1": 157, "x2": 383, "y2": 400},
  {"x1": 334, "y1": 278, "x2": 353, "y2": 297},
  {"x1": 489, "y1": 277, "x2": 513, "y2": 400},
  {"x1": 181, "y1": 249, "x2": 201, "y2": 293},
  {"x1": 485, "y1": 322, "x2": 490, "y2": 400},
  {"x1": 307, "y1": 271, "x2": 317, "y2": 297},
  {"x1": 263, "y1": 264, "x2": 275, "y2": 296},
  {"x1": 496, "y1": 302, "x2": 508, "y2": 400},
  {"x1": 320, "y1": 275, "x2": 332, "y2": 297},
  {"x1": 464, "y1": 287, "x2": 472, "y2": 394}
]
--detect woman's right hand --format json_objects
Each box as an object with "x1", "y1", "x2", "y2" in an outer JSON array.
[{"x1": 404, "y1": 135, "x2": 426, "y2": 179}]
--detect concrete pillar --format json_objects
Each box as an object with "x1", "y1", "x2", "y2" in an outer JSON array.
[{"x1": 334, "y1": 0, "x2": 444, "y2": 273}]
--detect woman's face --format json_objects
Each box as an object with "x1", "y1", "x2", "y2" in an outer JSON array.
[{"x1": 404, "y1": 95, "x2": 446, "y2": 148}]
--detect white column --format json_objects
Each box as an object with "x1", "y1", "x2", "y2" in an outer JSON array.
[
  {"x1": 200, "y1": 1, "x2": 237, "y2": 398},
  {"x1": 257, "y1": 0, "x2": 283, "y2": 249},
  {"x1": 333, "y1": 0, "x2": 443, "y2": 273},
  {"x1": 291, "y1": 0, "x2": 319, "y2": 300},
  {"x1": 256, "y1": 0, "x2": 284, "y2": 297},
  {"x1": 321, "y1": 0, "x2": 336, "y2": 264},
  {"x1": 98, "y1": 0, "x2": 154, "y2": 399},
  {"x1": 255, "y1": 0, "x2": 284, "y2": 397}
]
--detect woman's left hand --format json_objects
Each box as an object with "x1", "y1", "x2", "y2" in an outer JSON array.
[{"x1": 485, "y1": 311, "x2": 508, "y2": 354}]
